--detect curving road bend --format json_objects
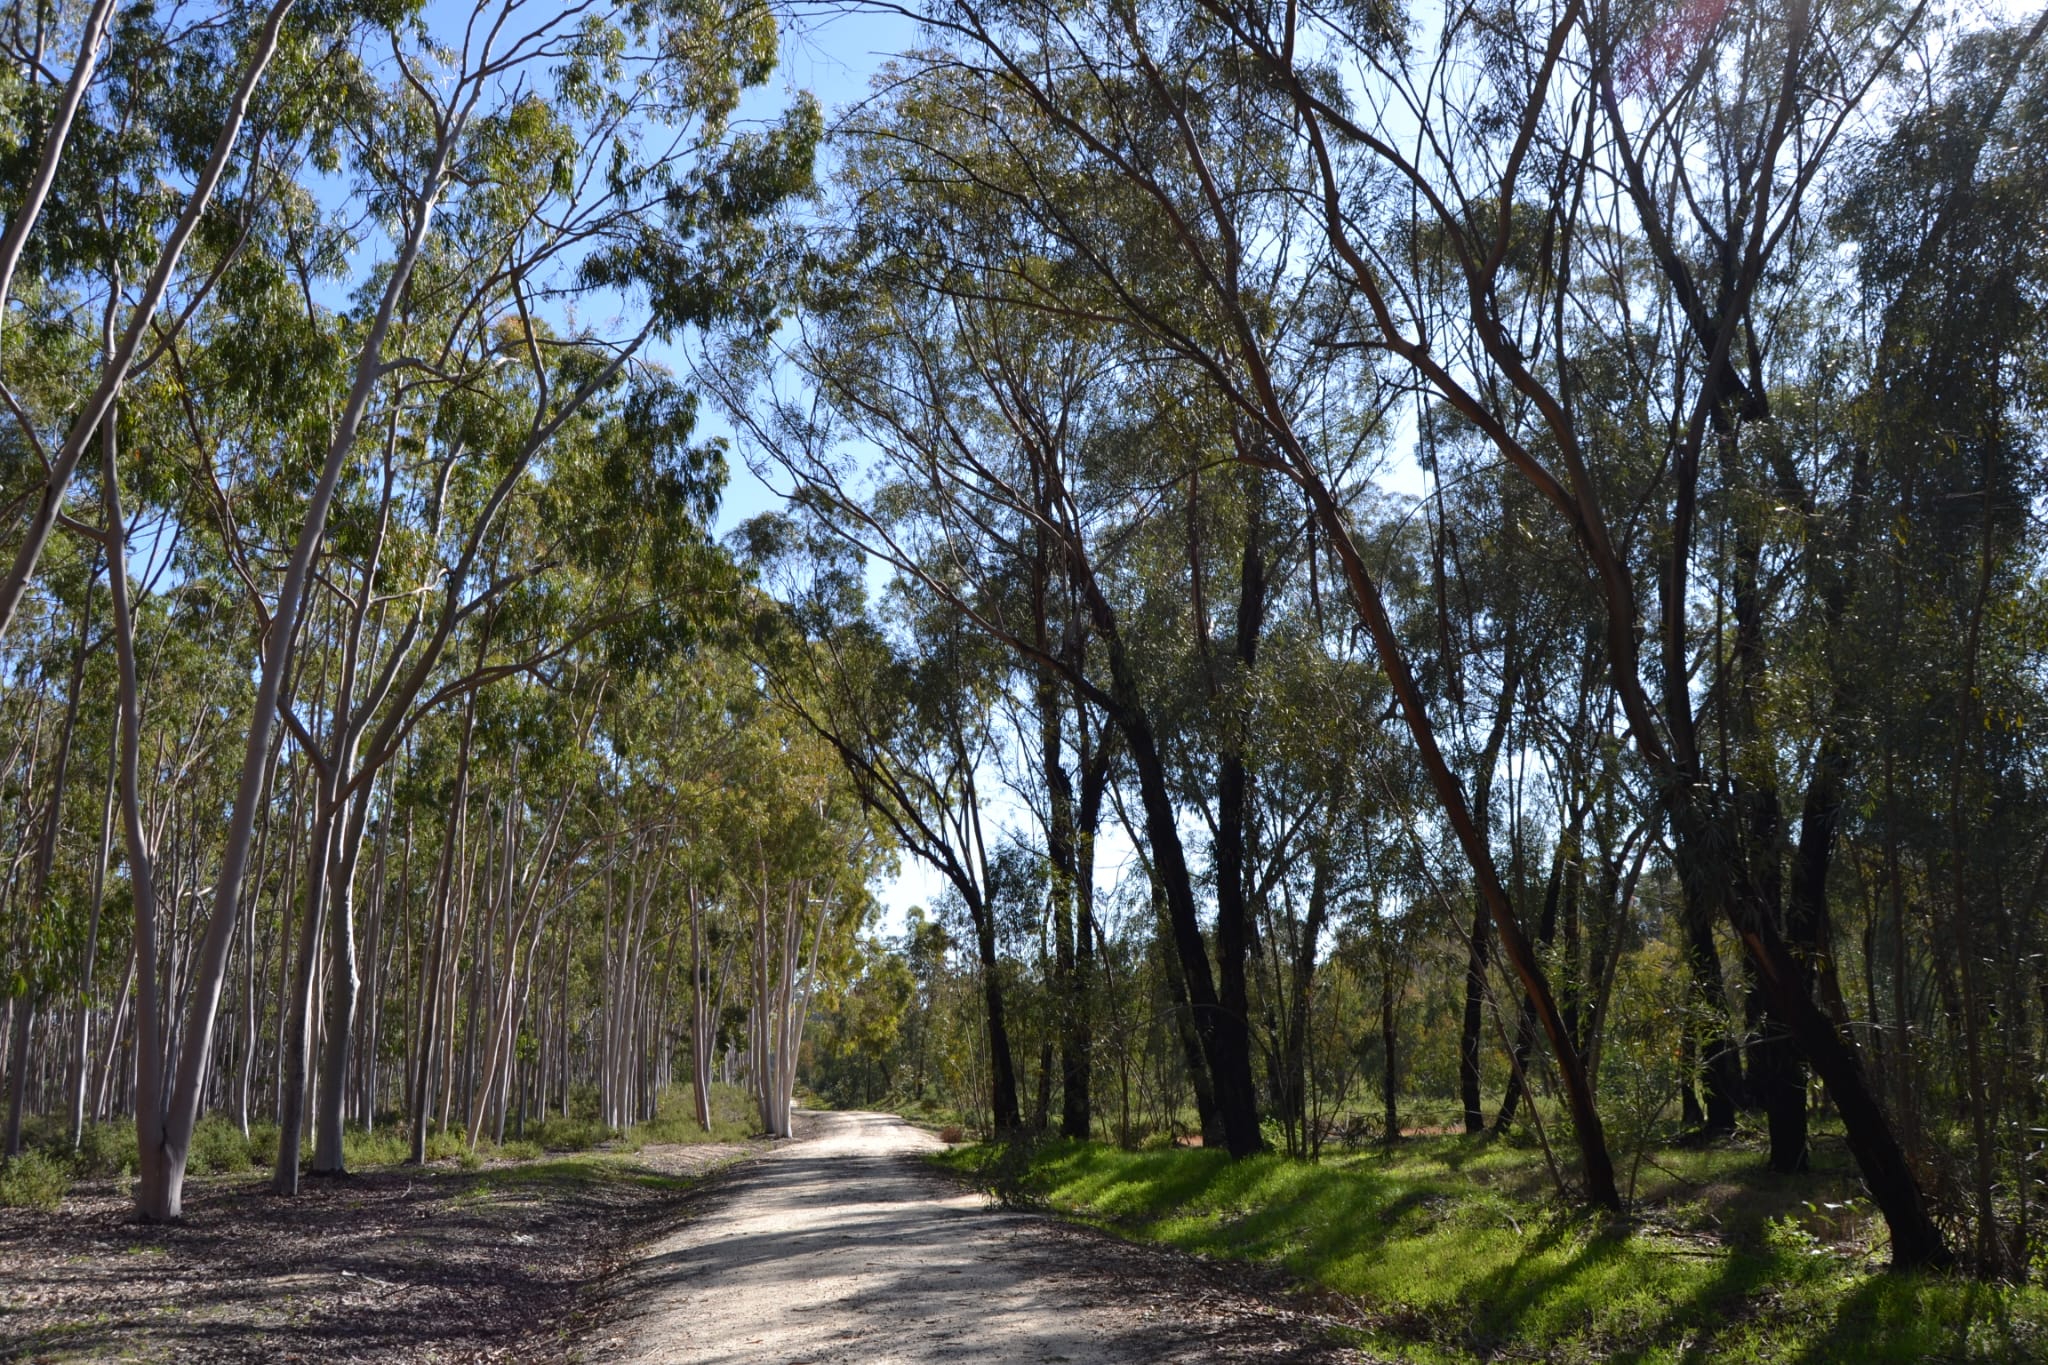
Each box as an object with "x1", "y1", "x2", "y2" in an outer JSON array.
[{"x1": 592, "y1": 1109, "x2": 1363, "y2": 1365}]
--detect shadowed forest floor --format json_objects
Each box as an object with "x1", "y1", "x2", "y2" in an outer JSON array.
[{"x1": 0, "y1": 1140, "x2": 762, "y2": 1362}]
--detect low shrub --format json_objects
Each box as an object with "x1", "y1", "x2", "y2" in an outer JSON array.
[
  {"x1": 524, "y1": 1115, "x2": 613, "y2": 1152},
  {"x1": 424, "y1": 1127, "x2": 469, "y2": 1163},
  {"x1": 186, "y1": 1115, "x2": 255, "y2": 1175},
  {"x1": 496, "y1": 1139, "x2": 543, "y2": 1162},
  {"x1": 957, "y1": 1133, "x2": 1053, "y2": 1210},
  {"x1": 0, "y1": 1151, "x2": 70, "y2": 1210},
  {"x1": 246, "y1": 1121, "x2": 281, "y2": 1169},
  {"x1": 626, "y1": 1083, "x2": 755, "y2": 1146},
  {"x1": 72, "y1": 1120, "x2": 139, "y2": 1178},
  {"x1": 341, "y1": 1124, "x2": 410, "y2": 1169}
]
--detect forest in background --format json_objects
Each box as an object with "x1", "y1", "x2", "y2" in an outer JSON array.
[{"x1": 0, "y1": 0, "x2": 2041, "y2": 1325}]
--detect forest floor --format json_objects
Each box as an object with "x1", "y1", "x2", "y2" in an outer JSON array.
[
  {"x1": 0, "y1": 1136, "x2": 765, "y2": 1362},
  {"x1": 589, "y1": 1109, "x2": 1373, "y2": 1364}
]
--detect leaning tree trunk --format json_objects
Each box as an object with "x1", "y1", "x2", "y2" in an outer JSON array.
[
  {"x1": 144, "y1": 63, "x2": 465, "y2": 1220},
  {"x1": 1297, "y1": 472, "x2": 1620, "y2": 1209},
  {"x1": 0, "y1": 0, "x2": 293, "y2": 649}
]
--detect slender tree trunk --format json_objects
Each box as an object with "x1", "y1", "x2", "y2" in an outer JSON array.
[
  {"x1": 103, "y1": 397, "x2": 176, "y2": 1218},
  {"x1": 1461, "y1": 655, "x2": 1519, "y2": 1135},
  {"x1": 143, "y1": 72, "x2": 470, "y2": 1220},
  {"x1": 1152, "y1": 879, "x2": 1220, "y2": 1146},
  {"x1": 0, "y1": 0, "x2": 118, "y2": 337},
  {"x1": 969, "y1": 884, "x2": 1021, "y2": 1133},
  {"x1": 690, "y1": 884, "x2": 713, "y2": 1131},
  {"x1": 1277, "y1": 844, "x2": 1333, "y2": 1147},
  {"x1": 409, "y1": 705, "x2": 473, "y2": 1163},
  {"x1": 1296, "y1": 474, "x2": 1619, "y2": 1207},
  {"x1": 310, "y1": 785, "x2": 372, "y2": 1174},
  {"x1": 1209, "y1": 473, "x2": 1268, "y2": 1155},
  {"x1": 3, "y1": 998, "x2": 35, "y2": 1158},
  {"x1": 70, "y1": 744, "x2": 118, "y2": 1148},
  {"x1": 273, "y1": 790, "x2": 338, "y2": 1193}
]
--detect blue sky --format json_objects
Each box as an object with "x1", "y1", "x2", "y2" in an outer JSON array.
[{"x1": 707, "y1": 5, "x2": 923, "y2": 543}]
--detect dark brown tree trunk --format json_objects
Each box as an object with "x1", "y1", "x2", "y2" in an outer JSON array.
[
  {"x1": 1295, "y1": 478, "x2": 1617, "y2": 1206},
  {"x1": 1210, "y1": 475, "x2": 1269, "y2": 1155},
  {"x1": 1495, "y1": 825, "x2": 1571, "y2": 1134},
  {"x1": 1668, "y1": 812, "x2": 1746, "y2": 1136},
  {"x1": 969, "y1": 885, "x2": 1022, "y2": 1134},
  {"x1": 1032, "y1": 1035, "x2": 1053, "y2": 1133},
  {"x1": 1458, "y1": 525, "x2": 1520, "y2": 1137},
  {"x1": 1033, "y1": 492, "x2": 1091, "y2": 1141},
  {"x1": 1154, "y1": 881, "x2": 1221, "y2": 1146},
  {"x1": 1070, "y1": 548, "x2": 1262, "y2": 1156}
]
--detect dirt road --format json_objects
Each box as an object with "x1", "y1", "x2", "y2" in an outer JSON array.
[{"x1": 593, "y1": 1110, "x2": 1364, "y2": 1364}]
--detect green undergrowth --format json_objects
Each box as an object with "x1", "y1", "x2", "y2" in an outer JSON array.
[
  {"x1": 936, "y1": 1135, "x2": 2048, "y2": 1363},
  {"x1": 623, "y1": 1081, "x2": 758, "y2": 1148},
  {"x1": 9, "y1": 1083, "x2": 760, "y2": 1199},
  {"x1": 809, "y1": 1090, "x2": 967, "y2": 1132},
  {"x1": 0, "y1": 1150, "x2": 71, "y2": 1209}
]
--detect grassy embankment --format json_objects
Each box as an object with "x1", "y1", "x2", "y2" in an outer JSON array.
[{"x1": 937, "y1": 1129, "x2": 2048, "y2": 1364}]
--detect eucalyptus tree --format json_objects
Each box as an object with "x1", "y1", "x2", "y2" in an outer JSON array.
[
  {"x1": 0, "y1": 0, "x2": 364, "y2": 1166},
  {"x1": 69, "y1": 0, "x2": 819, "y2": 1218},
  {"x1": 1240, "y1": 607, "x2": 1404, "y2": 1154},
  {"x1": 1009, "y1": 0, "x2": 1958, "y2": 1256},
  {"x1": 735, "y1": 252, "x2": 1284, "y2": 1152},
  {"x1": 607, "y1": 653, "x2": 763, "y2": 1134},
  {"x1": 0, "y1": 536, "x2": 105, "y2": 1158},
  {"x1": 1823, "y1": 12, "x2": 2048, "y2": 1272},
  {"x1": 797, "y1": 1, "x2": 1608, "y2": 1186},
  {"x1": 0, "y1": 0, "x2": 324, "y2": 645}
]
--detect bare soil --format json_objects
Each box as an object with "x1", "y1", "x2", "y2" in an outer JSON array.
[{"x1": 0, "y1": 1141, "x2": 760, "y2": 1363}]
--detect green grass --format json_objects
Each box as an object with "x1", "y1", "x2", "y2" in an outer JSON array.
[
  {"x1": 15, "y1": 1082, "x2": 759, "y2": 1192},
  {"x1": 936, "y1": 1135, "x2": 2048, "y2": 1363},
  {"x1": 621, "y1": 1083, "x2": 758, "y2": 1148}
]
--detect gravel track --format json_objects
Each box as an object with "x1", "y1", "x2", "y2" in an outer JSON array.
[{"x1": 591, "y1": 1110, "x2": 1370, "y2": 1365}]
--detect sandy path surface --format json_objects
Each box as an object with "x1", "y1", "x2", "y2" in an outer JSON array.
[{"x1": 593, "y1": 1110, "x2": 1365, "y2": 1365}]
